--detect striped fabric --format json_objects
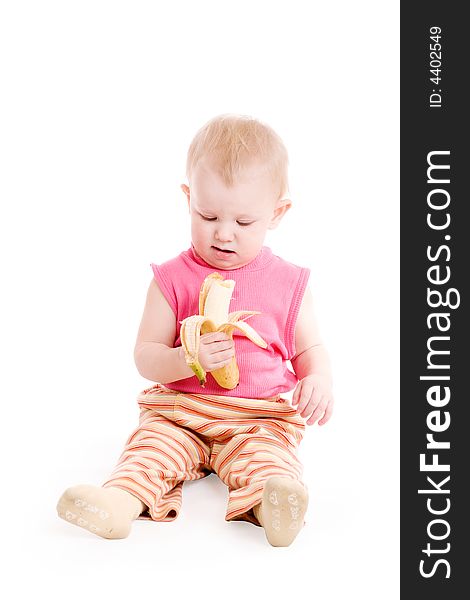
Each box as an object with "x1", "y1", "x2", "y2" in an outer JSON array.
[{"x1": 102, "y1": 383, "x2": 306, "y2": 525}]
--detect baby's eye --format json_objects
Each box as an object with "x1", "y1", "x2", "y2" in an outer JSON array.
[
  {"x1": 237, "y1": 221, "x2": 253, "y2": 227},
  {"x1": 201, "y1": 216, "x2": 217, "y2": 221}
]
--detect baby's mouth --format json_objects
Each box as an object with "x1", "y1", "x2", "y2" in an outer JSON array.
[{"x1": 212, "y1": 246, "x2": 235, "y2": 253}]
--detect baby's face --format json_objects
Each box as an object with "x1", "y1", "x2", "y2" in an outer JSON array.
[{"x1": 183, "y1": 161, "x2": 291, "y2": 270}]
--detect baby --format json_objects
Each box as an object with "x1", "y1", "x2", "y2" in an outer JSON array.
[{"x1": 57, "y1": 114, "x2": 333, "y2": 547}]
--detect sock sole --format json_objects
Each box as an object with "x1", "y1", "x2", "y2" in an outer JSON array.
[
  {"x1": 56, "y1": 485, "x2": 135, "y2": 539},
  {"x1": 258, "y1": 477, "x2": 308, "y2": 547}
]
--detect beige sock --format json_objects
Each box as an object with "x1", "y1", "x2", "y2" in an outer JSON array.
[
  {"x1": 56, "y1": 484, "x2": 146, "y2": 539},
  {"x1": 253, "y1": 477, "x2": 308, "y2": 547}
]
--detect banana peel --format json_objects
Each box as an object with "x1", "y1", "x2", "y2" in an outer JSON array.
[{"x1": 180, "y1": 272, "x2": 267, "y2": 389}]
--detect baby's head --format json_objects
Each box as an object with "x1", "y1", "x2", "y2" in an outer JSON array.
[{"x1": 182, "y1": 114, "x2": 292, "y2": 270}]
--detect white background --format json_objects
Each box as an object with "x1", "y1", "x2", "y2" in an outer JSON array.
[{"x1": 1, "y1": 1, "x2": 399, "y2": 598}]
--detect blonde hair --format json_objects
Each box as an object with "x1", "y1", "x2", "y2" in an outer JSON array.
[{"x1": 186, "y1": 114, "x2": 289, "y2": 200}]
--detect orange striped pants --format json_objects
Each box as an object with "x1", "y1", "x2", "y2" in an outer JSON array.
[{"x1": 102, "y1": 384, "x2": 306, "y2": 525}]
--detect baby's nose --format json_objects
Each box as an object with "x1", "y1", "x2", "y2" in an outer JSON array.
[{"x1": 215, "y1": 225, "x2": 234, "y2": 241}]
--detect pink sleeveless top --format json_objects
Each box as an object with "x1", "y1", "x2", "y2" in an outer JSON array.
[{"x1": 151, "y1": 244, "x2": 310, "y2": 399}]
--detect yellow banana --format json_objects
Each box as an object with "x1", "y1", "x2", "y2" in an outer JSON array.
[{"x1": 180, "y1": 272, "x2": 267, "y2": 389}]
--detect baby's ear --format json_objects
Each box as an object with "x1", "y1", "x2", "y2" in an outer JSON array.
[
  {"x1": 268, "y1": 199, "x2": 292, "y2": 229},
  {"x1": 181, "y1": 184, "x2": 190, "y2": 209}
]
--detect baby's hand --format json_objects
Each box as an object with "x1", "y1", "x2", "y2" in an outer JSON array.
[
  {"x1": 292, "y1": 374, "x2": 334, "y2": 426},
  {"x1": 198, "y1": 332, "x2": 235, "y2": 373}
]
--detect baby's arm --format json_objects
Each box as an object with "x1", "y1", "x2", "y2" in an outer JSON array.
[
  {"x1": 290, "y1": 286, "x2": 334, "y2": 425},
  {"x1": 134, "y1": 279, "x2": 235, "y2": 384},
  {"x1": 134, "y1": 279, "x2": 194, "y2": 383}
]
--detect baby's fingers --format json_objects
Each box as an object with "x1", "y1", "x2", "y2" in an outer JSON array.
[
  {"x1": 307, "y1": 394, "x2": 334, "y2": 426},
  {"x1": 306, "y1": 395, "x2": 328, "y2": 425},
  {"x1": 292, "y1": 385, "x2": 300, "y2": 406},
  {"x1": 295, "y1": 380, "x2": 315, "y2": 416},
  {"x1": 201, "y1": 332, "x2": 231, "y2": 344},
  {"x1": 301, "y1": 387, "x2": 322, "y2": 419},
  {"x1": 318, "y1": 398, "x2": 334, "y2": 426}
]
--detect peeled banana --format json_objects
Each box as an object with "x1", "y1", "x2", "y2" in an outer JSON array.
[{"x1": 180, "y1": 272, "x2": 267, "y2": 389}]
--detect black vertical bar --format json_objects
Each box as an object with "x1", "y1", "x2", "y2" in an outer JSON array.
[{"x1": 401, "y1": 1, "x2": 467, "y2": 597}]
